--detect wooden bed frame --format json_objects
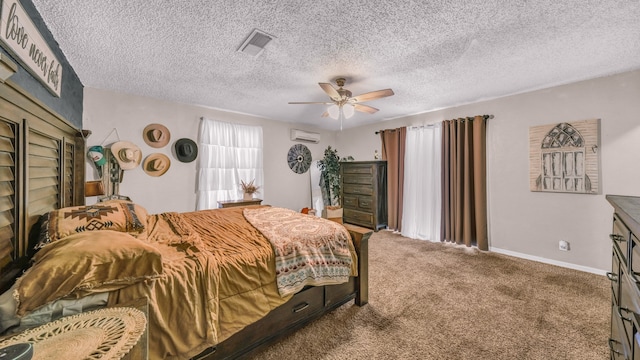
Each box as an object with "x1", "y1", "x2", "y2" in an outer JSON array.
[
  {"x1": 0, "y1": 78, "x2": 371, "y2": 359},
  {"x1": 195, "y1": 223, "x2": 371, "y2": 360}
]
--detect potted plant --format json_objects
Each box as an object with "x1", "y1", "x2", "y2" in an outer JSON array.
[
  {"x1": 240, "y1": 179, "x2": 260, "y2": 200},
  {"x1": 317, "y1": 146, "x2": 342, "y2": 220}
]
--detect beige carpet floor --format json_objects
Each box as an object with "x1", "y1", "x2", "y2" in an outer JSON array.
[{"x1": 249, "y1": 230, "x2": 610, "y2": 360}]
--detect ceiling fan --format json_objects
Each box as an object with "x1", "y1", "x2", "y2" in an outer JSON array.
[{"x1": 288, "y1": 78, "x2": 394, "y2": 129}]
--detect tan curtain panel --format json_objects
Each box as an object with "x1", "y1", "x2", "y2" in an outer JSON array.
[
  {"x1": 380, "y1": 127, "x2": 406, "y2": 231},
  {"x1": 441, "y1": 116, "x2": 488, "y2": 250}
]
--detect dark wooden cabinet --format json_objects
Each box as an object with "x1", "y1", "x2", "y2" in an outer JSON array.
[
  {"x1": 606, "y1": 195, "x2": 640, "y2": 360},
  {"x1": 340, "y1": 161, "x2": 387, "y2": 231}
]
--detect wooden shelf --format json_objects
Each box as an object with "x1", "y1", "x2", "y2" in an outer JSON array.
[{"x1": 217, "y1": 199, "x2": 263, "y2": 208}]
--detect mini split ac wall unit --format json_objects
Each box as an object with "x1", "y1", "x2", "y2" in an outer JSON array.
[{"x1": 290, "y1": 129, "x2": 320, "y2": 143}]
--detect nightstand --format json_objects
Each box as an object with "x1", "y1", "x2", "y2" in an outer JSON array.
[
  {"x1": 217, "y1": 199, "x2": 263, "y2": 208},
  {"x1": 113, "y1": 298, "x2": 148, "y2": 360}
]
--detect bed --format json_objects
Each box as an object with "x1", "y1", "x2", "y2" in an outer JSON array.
[
  {"x1": 0, "y1": 200, "x2": 370, "y2": 359},
  {"x1": 0, "y1": 79, "x2": 369, "y2": 359}
]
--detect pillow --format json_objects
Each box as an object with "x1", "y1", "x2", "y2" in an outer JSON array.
[
  {"x1": 15, "y1": 230, "x2": 163, "y2": 316},
  {"x1": 34, "y1": 201, "x2": 149, "y2": 250},
  {"x1": 99, "y1": 199, "x2": 149, "y2": 240}
]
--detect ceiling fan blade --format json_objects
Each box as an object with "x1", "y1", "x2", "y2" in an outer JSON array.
[
  {"x1": 319, "y1": 83, "x2": 340, "y2": 100},
  {"x1": 354, "y1": 104, "x2": 379, "y2": 114},
  {"x1": 288, "y1": 101, "x2": 333, "y2": 104},
  {"x1": 351, "y1": 89, "x2": 394, "y2": 103}
]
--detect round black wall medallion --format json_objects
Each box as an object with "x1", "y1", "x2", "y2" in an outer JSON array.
[{"x1": 287, "y1": 144, "x2": 312, "y2": 174}]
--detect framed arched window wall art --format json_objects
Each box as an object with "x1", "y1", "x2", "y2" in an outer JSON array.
[{"x1": 529, "y1": 119, "x2": 600, "y2": 194}]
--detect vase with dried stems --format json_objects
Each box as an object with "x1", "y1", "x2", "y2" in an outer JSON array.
[{"x1": 240, "y1": 179, "x2": 260, "y2": 201}]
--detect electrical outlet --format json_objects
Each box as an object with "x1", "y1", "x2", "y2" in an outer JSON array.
[{"x1": 559, "y1": 240, "x2": 570, "y2": 251}]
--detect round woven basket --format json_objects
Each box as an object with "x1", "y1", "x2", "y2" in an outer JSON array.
[{"x1": 0, "y1": 307, "x2": 146, "y2": 360}]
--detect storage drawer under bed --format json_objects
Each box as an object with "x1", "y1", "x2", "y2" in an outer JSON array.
[
  {"x1": 213, "y1": 285, "x2": 325, "y2": 357},
  {"x1": 267, "y1": 285, "x2": 325, "y2": 324}
]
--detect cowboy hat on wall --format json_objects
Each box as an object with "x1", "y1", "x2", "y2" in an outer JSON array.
[
  {"x1": 174, "y1": 138, "x2": 198, "y2": 163},
  {"x1": 143, "y1": 123, "x2": 171, "y2": 148},
  {"x1": 143, "y1": 153, "x2": 171, "y2": 177},
  {"x1": 110, "y1": 141, "x2": 142, "y2": 170}
]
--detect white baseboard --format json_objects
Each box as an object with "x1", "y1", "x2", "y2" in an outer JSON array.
[{"x1": 489, "y1": 247, "x2": 607, "y2": 276}]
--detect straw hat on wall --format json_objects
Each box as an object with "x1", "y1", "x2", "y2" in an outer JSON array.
[{"x1": 110, "y1": 141, "x2": 142, "y2": 170}]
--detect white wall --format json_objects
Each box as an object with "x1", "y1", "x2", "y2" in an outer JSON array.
[
  {"x1": 336, "y1": 69, "x2": 640, "y2": 272},
  {"x1": 83, "y1": 88, "x2": 335, "y2": 214}
]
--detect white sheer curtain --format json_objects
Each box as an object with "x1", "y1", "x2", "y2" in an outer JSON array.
[
  {"x1": 196, "y1": 118, "x2": 263, "y2": 210},
  {"x1": 401, "y1": 124, "x2": 442, "y2": 241}
]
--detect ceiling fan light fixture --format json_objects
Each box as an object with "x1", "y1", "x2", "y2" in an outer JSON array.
[
  {"x1": 327, "y1": 104, "x2": 340, "y2": 119},
  {"x1": 343, "y1": 104, "x2": 355, "y2": 119},
  {"x1": 327, "y1": 104, "x2": 355, "y2": 120}
]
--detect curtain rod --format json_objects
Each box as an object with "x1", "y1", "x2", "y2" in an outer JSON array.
[{"x1": 375, "y1": 114, "x2": 494, "y2": 134}]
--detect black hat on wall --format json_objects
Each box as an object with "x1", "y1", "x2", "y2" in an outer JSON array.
[{"x1": 175, "y1": 138, "x2": 198, "y2": 163}]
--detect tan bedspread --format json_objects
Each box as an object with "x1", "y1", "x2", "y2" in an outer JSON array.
[{"x1": 108, "y1": 207, "x2": 352, "y2": 360}]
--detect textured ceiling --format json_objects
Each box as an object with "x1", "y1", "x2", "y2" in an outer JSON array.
[{"x1": 32, "y1": 0, "x2": 640, "y2": 131}]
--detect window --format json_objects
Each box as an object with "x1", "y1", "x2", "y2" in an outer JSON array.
[{"x1": 196, "y1": 118, "x2": 263, "y2": 210}]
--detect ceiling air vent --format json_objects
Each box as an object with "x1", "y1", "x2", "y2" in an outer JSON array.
[{"x1": 238, "y1": 29, "x2": 275, "y2": 57}]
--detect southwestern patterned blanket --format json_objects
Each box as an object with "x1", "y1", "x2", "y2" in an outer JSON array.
[{"x1": 243, "y1": 207, "x2": 357, "y2": 297}]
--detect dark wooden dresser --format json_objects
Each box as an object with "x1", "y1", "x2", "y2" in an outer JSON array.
[
  {"x1": 607, "y1": 195, "x2": 640, "y2": 359},
  {"x1": 340, "y1": 161, "x2": 387, "y2": 231}
]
